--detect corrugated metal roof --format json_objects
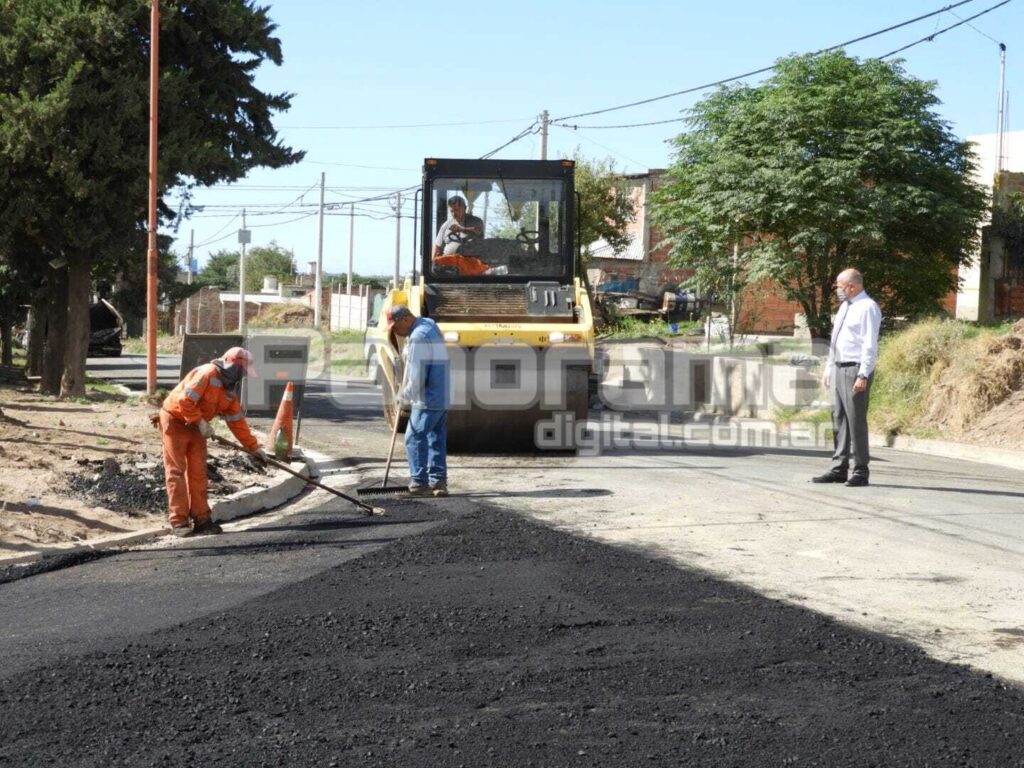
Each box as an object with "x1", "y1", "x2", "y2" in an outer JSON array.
[{"x1": 587, "y1": 233, "x2": 644, "y2": 261}]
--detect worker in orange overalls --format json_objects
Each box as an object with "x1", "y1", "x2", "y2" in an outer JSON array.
[{"x1": 159, "y1": 346, "x2": 267, "y2": 537}]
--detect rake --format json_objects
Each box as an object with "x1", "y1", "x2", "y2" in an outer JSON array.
[
  {"x1": 210, "y1": 434, "x2": 384, "y2": 516},
  {"x1": 356, "y1": 399, "x2": 411, "y2": 497}
]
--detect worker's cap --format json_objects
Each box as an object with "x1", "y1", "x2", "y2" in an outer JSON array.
[
  {"x1": 221, "y1": 346, "x2": 259, "y2": 378},
  {"x1": 385, "y1": 306, "x2": 413, "y2": 326}
]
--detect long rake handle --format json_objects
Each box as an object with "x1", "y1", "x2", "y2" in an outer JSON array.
[
  {"x1": 379, "y1": 358, "x2": 410, "y2": 489},
  {"x1": 210, "y1": 434, "x2": 376, "y2": 515}
]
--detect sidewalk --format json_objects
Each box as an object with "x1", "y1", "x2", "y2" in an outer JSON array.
[{"x1": 0, "y1": 452, "x2": 314, "y2": 568}]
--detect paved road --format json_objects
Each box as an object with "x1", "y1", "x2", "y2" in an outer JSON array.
[
  {"x1": 86, "y1": 359, "x2": 1024, "y2": 686},
  {"x1": 86, "y1": 353, "x2": 182, "y2": 390}
]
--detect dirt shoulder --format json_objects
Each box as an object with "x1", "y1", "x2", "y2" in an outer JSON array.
[{"x1": 0, "y1": 381, "x2": 269, "y2": 560}]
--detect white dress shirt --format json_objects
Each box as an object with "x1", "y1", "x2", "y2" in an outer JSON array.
[{"x1": 827, "y1": 290, "x2": 882, "y2": 378}]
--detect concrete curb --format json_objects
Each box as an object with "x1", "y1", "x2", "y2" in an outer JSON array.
[
  {"x1": 870, "y1": 432, "x2": 1024, "y2": 472},
  {"x1": 0, "y1": 453, "x2": 314, "y2": 569}
]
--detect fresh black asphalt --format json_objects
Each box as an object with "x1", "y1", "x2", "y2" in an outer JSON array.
[{"x1": 1, "y1": 489, "x2": 1022, "y2": 767}]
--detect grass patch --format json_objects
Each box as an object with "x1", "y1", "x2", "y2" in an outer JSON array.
[
  {"x1": 868, "y1": 317, "x2": 1022, "y2": 437},
  {"x1": 122, "y1": 334, "x2": 182, "y2": 355},
  {"x1": 600, "y1": 317, "x2": 700, "y2": 340},
  {"x1": 774, "y1": 406, "x2": 831, "y2": 428}
]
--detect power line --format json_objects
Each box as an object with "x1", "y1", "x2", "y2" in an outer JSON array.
[
  {"x1": 878, "y1": 0, "x2": 1012, "y2": 58},
  {"x1": 947, "y1": 7, "x2": 1005, "y2": 43},
  {"x1": 479, "y1": 122, "x2": 539, "y2": 159},
  {"x1": 550, "y1": 0, "x2": 983, "y2": 124},
  {"x1": 561, "y1": 117, "x2": 688, "y2": 131},
  {"x1": 305, "y1": 160, "x2": 419, "y2": 171},
  {"x1": 277, "y1": 117, "x2": 534, "y2": 130},
  {"x1": 193, "y1": 213, "x2": 239, "y2": 248}
]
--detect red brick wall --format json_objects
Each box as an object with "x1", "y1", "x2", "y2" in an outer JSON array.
[{"x1": 738, "y1": 280, "x2": 804, "y2": 333}]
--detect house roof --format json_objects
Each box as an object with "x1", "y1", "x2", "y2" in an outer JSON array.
[{"x1": 587, "y1": 233, "x2": 644, "y2": 261}]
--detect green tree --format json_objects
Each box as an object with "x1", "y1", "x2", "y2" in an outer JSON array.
[
  {"x1": 651, "y1": 51, "x2": 987, "y2": 338},
  {"x1": 244, "y1": 243, "x2": 296, "y2": 293},
  {"x1": 197, "y1": 250, "x2": 240, "y2": 291},
  {"x1": 0, "y1": 0, "x2": 303, "y2": 395},
  {"x1": 574, "y1": 151, "x2": 636, "y2": 263}
]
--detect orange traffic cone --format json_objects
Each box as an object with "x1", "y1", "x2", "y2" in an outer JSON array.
[{"x1": 267, "y1": 382, "x2": 295, "y2": 459}]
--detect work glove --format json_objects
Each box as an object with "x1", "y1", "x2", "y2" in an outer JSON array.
[
  {"x1": 197, "y1": 419, "x2": 214, "y2": 438},
  {"x1": 246, "y1": 447, "x2": 269, "y2": 470}
]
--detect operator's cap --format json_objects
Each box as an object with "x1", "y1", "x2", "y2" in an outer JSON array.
[
  {"x1": 222, "y1": 346, "x2": 259, "y2": 378},
  {"x1": 385, "y1": 306, "x2": 413, "y2": 327}
]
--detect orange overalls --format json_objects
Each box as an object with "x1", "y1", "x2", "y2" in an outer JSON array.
[
  {"x1": 433, "y1": 254, "x2": 492, "y2": 276},
  {"x1": 159, "y1": 363, "x2": 258, "y2": 528}
]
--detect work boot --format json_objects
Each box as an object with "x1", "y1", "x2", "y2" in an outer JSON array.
[
  {"x1": 845, "y1": 474, "x2": 869, "y2": 487},
  {"x1": 430, "y1": 482, "x2": 449, "y2": 498},
  {"x1": 407, "y1": 484, "x2": 431, "y2": 496},
  {"x1": 811, "y1": 470, "x2": 848, "y2": 484},
  {"x1": 193, "y1": 519, "x2": 223, "y2": 535},
  {"x1": 171, "y1": 524, "x2": 193, "y2": 538}
]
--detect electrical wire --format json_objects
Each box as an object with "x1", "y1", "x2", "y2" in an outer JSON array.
[
  {"x1": 305, "y1": 160, "x2": 419, "y2": 171},
  {"x1": 193, "y1": 213, "x2": 239, "y2": 247},
  {"x1": 561, "y1": 117, "x2": 689, "y2": 131},
  {"x1": 878, "y1": 0, "x2": 1011, "y2": 58},
  {"x1": 550, "y1": 0, "x2": 984, "y2": 124},
  {"x1": 479, "y1": 122, "x2": 539, "y2": 159},
  {"x1": 947, "y1": 7, "x2": 1005, "y2": 42},
  {"x1": 277, "y1": 117, "x2": 534, "y2": 130}
]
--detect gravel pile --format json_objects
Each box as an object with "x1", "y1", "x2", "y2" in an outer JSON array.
[{"x1": 64, "y1": 454, "x2": 260, "y2": 516}]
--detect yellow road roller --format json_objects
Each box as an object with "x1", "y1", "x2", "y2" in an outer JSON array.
[{"x1": 368, "y1": 157, "x2": 595, "y2": 452}]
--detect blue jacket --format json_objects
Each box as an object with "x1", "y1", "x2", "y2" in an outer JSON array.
[{"x1": 400, "y1": 317, "x2": 449, "y2": 410}]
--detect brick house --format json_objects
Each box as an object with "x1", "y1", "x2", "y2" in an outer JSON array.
[{"x1": 587, "y1": 170, "x2": 805, "y2": 332}]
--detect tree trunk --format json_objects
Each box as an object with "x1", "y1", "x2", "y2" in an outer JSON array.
[
  {"x1": 26, "y1": 292, "x2": 47, "y2": 378},
  {"x1": 41, "y1": 266, "x2": 69, "y2": 395},
  {"x1": 0, "y1": 316, "x2": 12, "y2": 366},
  {"x1": 61, "y1": 251, "x2": 92, "y2": 398}
]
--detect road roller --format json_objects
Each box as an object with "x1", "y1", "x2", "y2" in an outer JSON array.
[{"x1": 368, "y1": 157, "x2": 595, "y2": 452}]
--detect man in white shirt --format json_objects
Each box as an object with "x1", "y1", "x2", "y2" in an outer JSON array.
[
  {"x1": 433, "y1": 196, "x2": 484, "y2": 258},
  {"x1": 813, "y1": 268, "x2": 882, "y2": 487}
]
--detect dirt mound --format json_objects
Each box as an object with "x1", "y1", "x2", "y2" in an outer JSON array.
[
  {"x1": 0, "y1": 390, "x2": 271, "y2": 556},
  {"x1": 920, "y1": 321, "x2": 1024, "y2": 441},
  {"x1": 253, "y1": 302, "x2": 314, "y2": 327}
]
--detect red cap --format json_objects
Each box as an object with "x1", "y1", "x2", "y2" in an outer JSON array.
[
  {"x1": 222, "y1": 346, "x2": 258, "y2": 378},
  {"x1": 385, "y1": 306, "x2": 413, "y2": 326}
]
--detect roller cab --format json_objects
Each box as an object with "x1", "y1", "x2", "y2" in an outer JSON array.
[{"x1": 376, "y1": 157, "x2": 594, "y2": 452}]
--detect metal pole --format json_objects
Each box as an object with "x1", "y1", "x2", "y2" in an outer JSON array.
[
  {"x1": 997, "y1": 43, "x2": 1007, "y2": 175},
  {"x1": 393, "y1": 191, "x2": 401, "y2": 290},
  {"x1": 314, "y1": 172, "x2": 325, "y2": 329},
  {"x1": 539, "y1": 109, "x2": 549, "y2": 160},
  {"x1": 347, "y1": 203, "x2": 354, "y2": 329},
  {"x1": 185, "y1": 229, "x2": 194, "y2": 335},
  {"x1": 239, "y1": 209, "x2": 247, "y2": 336},
  {"x1": 145, "y1": 0, "x2": 160, "y2": 394}
]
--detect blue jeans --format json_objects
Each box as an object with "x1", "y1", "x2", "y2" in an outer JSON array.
[{"x1": 404, "y1": 409, "x2": 447, "y2": 487}]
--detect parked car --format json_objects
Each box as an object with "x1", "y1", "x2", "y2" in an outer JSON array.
[{"x1": 89, "y1": 300, "x2": 123, "y2": 357}]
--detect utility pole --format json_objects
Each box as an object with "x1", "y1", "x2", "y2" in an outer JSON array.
[
  {"x1": 185, "y1": 229, "x2": 194, "y2": 335},
  {"x1": 145, "y1": 0, "x2": 160, "y2": 395},
  {"x1": 539, "y1": 109, "x2": 549, "y2": 160},
  {"x1": 997, "y1": 43, "x2": 1008, "y2": 175},
  {"x1": 347, "y1": 204, "x2": 355, "y2": 329},
  {"x1": 238, "y1": 209, "x2": 249, "y2": 337},
  {"x1": 393, "y1": 191, "x2": 402, "y2": 290},
  {"x1": 314, "y1": 172, "x2": 325, "y2": 329}
]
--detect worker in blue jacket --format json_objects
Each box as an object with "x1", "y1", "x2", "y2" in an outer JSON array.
[{"x1": 386, "y1": 306, "x2": 450, "y2": 496}]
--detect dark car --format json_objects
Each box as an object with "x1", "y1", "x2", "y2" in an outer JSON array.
[{"x1": 89, "y1": 300, "x2": 123, "y2": 357}]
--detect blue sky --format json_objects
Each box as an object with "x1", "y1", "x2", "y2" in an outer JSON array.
[{"x1": 174, "y1": 0, "x2": 1022, "y2": 279}]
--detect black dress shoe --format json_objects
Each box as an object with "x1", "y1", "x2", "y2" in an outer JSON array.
[
  {"x1": 812, "y1": 471, "x2": 848, "y2": 483},
  {"x1": 845, "y1": 475, "x2": 869, "y2": 487}
]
